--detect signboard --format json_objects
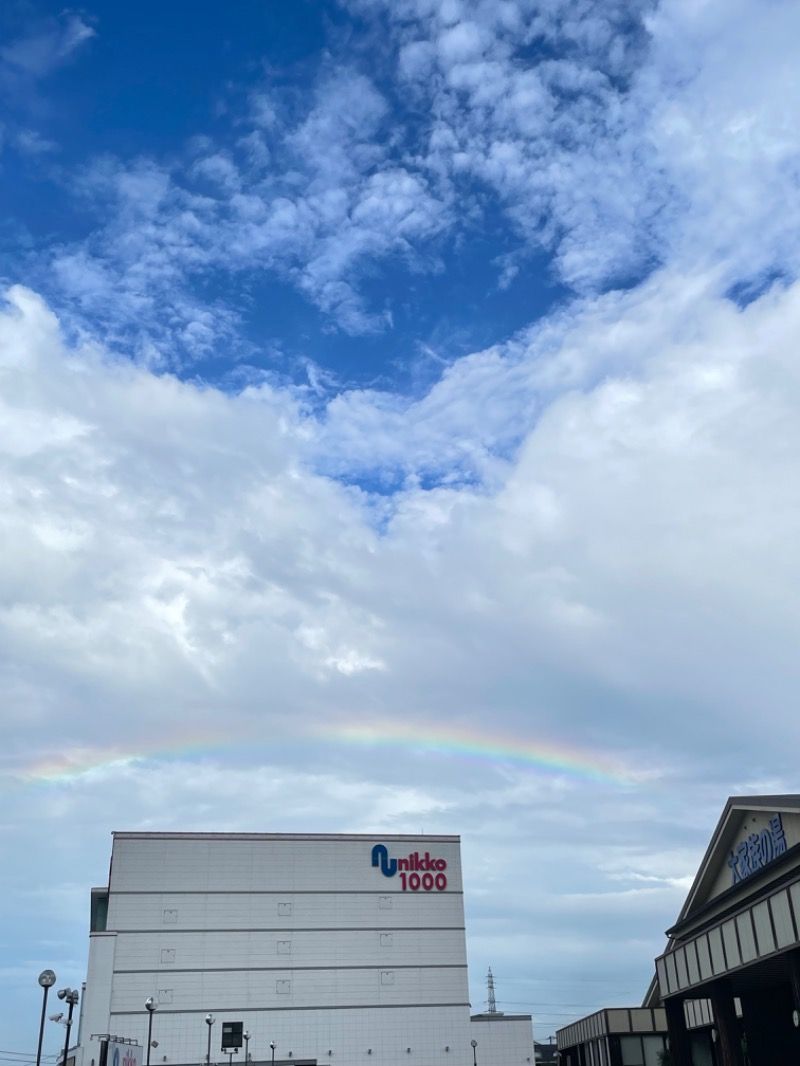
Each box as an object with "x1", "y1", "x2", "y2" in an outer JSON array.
[
  {"x1": 222, "y1": 1023, "x2": 244, "y2": 1051},
  {"x1": 728, "y1": 813, "x2": 787, "y2": 884},
  {"x1": 371, "y1": 844, "x2": 448, "y2": 892},
  {"x1": 109, "y1": 1044, "x2": 142, "y2": 1066}
]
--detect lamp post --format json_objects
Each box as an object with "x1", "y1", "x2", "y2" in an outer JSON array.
[
  {"x1": 470, "y1": 1040, "x2": 477, "y2": 1066},
  {"x1": 270, "y1": 1041, "x2": 276, "y2": 1066},
  {"x1": 145, "y1": 998, "x2": 158, "y2": 1066},
  {"x1": 206, "y1": 1015, "x2": 215, "y2": 1066},
  {"x1": 243, "y1": 1033, "x2": 250, "y2": 1064},
  {"x1": 57, "y1": 988, "x2": 80, "y2": 1066},
  {"x1": 36, "y1": 970, "x2": 57, "y2": 1066}
]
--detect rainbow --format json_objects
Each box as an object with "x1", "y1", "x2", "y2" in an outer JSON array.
[
  {"x1": 315, "y1": 719, "x2": 643, "y2": 787},
  {"x1": 2, "y1": 728, "x2": 225, "y2": 789},
  {"x1": 4, "y1": 719, "x2": 643, "y2": 790}
]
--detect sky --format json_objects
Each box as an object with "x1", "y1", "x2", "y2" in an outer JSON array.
[{"x1": 2, "y1": 0, "x2": 800, "y2": 1055}]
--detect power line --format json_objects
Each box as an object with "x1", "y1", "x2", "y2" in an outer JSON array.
[
  {"x1": 500, "y1": 1000, "x2": 632, "y2": 1009},
  {"x1": 0, "y1": 1055, "x2": 58, "y2": 1060},
  {"x1": 0, "y1": 1055, "x2": 59, "y2": 1062}
]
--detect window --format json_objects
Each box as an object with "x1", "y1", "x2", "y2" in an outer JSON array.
[
  {"x1": 90, "y1": 893, "x2": 108, "y2": 932},
  {"x1": 619, "y1": 1036, "x2": 665, "y2": 1066}
]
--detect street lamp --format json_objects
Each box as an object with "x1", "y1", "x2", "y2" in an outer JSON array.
[
  {"x1": 36, "y1": 970, "x2": 57, "y2": 1066},
  {"x1": 243, "y1": 1032, "x2": 251, "y2": 1064},
  {"x1": 145, "y1": 998, "x2": 158, "y2": 1066},
  {"x1": 470, "y1": 1040, "x2": 477, "y2": 1066},
  {"x1": 56, "y1": 988, "x2": 79, "y2": 1066},
  {"x1": 206, "y1": 1015, "x2": 215, "y2": 1066},
  {"x1": 270, "y1": 1041, "x2": 276, "y2": 1066}
]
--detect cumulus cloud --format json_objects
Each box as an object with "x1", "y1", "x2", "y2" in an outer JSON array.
[
  {"x1": 4, "y1": 255, "x2": 800, "y2": 790},
  {"x1": 5, "y1": 253, "x2": 800, "y2": 1045}
]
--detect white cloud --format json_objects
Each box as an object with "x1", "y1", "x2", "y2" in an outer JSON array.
[
  {"x1": 44, "y1": 68, "x2": 452, "y2": 348},
  {"x1": 5, "y1": 262, "x2": 800, "y2": 1042},
  {"x1": 0, "y1": 13, "x2": 95, "y2": 80}
]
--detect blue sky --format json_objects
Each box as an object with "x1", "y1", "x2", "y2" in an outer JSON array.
[{"x1": 3, "y1": 0, "x2": 800, "y2": 1058}]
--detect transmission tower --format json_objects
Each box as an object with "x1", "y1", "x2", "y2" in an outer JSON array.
[{"x1": 487, "y1": 967, "x2": 497, "y2": 1013}]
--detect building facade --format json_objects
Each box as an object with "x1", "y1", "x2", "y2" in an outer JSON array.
[
  {"x1": 557, "y1": 795, "x2": 800, "y2": 1066},
  {"x1": 652, "y1": 795, "x2": 800, "y2": 1066},
  {"x1": 74, "y1": 832, "x2": 533, "y2": 1066},
  {"x1": 555, "y1": 1008, "x2": 667, "y2": 1066}
]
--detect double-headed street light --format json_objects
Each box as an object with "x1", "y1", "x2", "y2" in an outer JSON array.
[
  {"x1": 57, "y1": 988, "x2": 80, "y2": 1066},
  {"x1": 36, "y1": 970, "x2": 57, "y2": 1066},
  {"x1": 206, "y1": 1014, "x2": 216, "y2": 1066},
  {"x1": 145, "y1": 998, "x2": 158, "y2": 1066}
]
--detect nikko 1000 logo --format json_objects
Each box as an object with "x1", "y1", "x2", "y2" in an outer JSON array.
[{"x1": 371, "y1": 844, "x2": 448, "y2": 892}]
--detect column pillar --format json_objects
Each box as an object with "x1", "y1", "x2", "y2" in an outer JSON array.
[
  {"x1": 788, "y1": 946, "x2": 800, "y2": 1016},
  {"x1": 664, "y1": 997, "x2": 692, "y2": 1066},
  {"x1": 709, "y1": 980, "x2": 745, "y2": 1066}
]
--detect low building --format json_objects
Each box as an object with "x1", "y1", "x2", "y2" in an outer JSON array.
[{"x1": 556, "y1": 1007, "x2": 666, "y2": 1066}]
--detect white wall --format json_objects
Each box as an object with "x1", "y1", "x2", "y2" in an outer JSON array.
[
  {"x1": 469, "y1": 1016, "x2": 535, "y2": 1066},
  {"x1": 77, "y1": 834, "x2": 472, "y2": 1066}
]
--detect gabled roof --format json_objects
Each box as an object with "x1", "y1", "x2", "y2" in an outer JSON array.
[
  {"x1": 641, "y1": 795, "x2": 800, "y2": 1008},
  {"x1": 671, "y1": 795, "x2": 800, "y2": 927}
]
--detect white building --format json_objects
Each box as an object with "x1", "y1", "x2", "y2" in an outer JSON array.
[{"x1": 75, "y1": 832, "x2": 533, "y2": 1066}]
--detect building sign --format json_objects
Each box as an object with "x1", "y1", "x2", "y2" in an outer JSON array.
[
  {"x1": 371, "y1": 844, "x2": 448, "y2": 891},
  {"x1": 728, "y1": 814, "x2": 787, "y2": 884},
  {"x1": 222, "y1": 1023, "x2": 244, "y2": 1051},
  {"x1": 110, "y1": 1044, "x2": 142, "y2": 1066}
]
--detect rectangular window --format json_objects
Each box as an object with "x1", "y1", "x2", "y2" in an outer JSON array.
[
  {"x1": 276, "y1": 980, "x2": 291, "y2": 994},
  {"x1": 380, "y1": 934, "x2": 393, "y2": 947},
  {"x1": 379, "y1": 897, "x2": 392, "y2": 910},
  {"x1": 278, "y1": 903, "x2": 292, "y2": 916},
  {"x1": 157, "y1": 990, "x2": 173, "y2": 1004},
  {"x1": 90, "y1": 893, "x2": 108, "y2": 933},
  {"x1": 163, "y1": 910, "x2": 178, "y2": 924},
  {"x1": 160, "y1": 949, "x2": 175, "y2": 964},
  {"x1": 620, "y1": 1036, "x2": 643, "y2": 1066},
  {"x1": 277, "y1": 940, "x2": 291, "y2": 954},
  {"x1": 381, "y1": 971, "x2": 395, "y2": 985},
  {"x1": 642, "y1": 1037, "x2": 664, "y2": 1066}
]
